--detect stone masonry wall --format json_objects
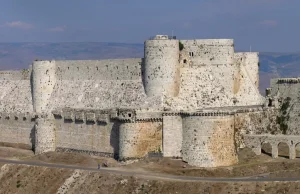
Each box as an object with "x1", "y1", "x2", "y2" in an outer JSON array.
[
  {"x1": 235, "y1": 52, "x2": 259, "y2": 88},
  {"x1": 0, "y1": 70, "x2": 31, "y2": 80},
  {"x1": 269, "y1": 79, "x2": 300, "y2": 135},
  {"x1": 46, "y1": 80, "x2": 162, "y2": 111},
  {"x1": 33, "y1": 59, "x2": 162, "y2": 111},
  {"x1": 164, "y1": 58, "x2": 264, "y2": 111},
  {"x1": 0, "y1": 112, "x2": 35, "y2": 148},
  {"x1": 55, "y1": 59, "x2": 142, "y2": 81},
  {"x1": 234, "y1": 108, "x2": 279, "y2": 149},
  {"x1": 233, "y1": 53, "x2": 264, "y2": 106},
  {"x1": 55, "y1": 118, "x2": 119, "y2": 157},
  {"x1": 119, "y1": 121, "x2": 162, "y2": 159},
  {"x1": 182, "y1": 115, "x2": 238, "y2": 167},
  {"x1": 162, "y1": 115, "x2": 182, "y2": 157},
  {"x1": 180, "y1": 39, "x2": 234, "y2": 65},
  {"x1": 0, "y1": 69, "x2": 33, "y2": 113},
  {"x1": 164, "y1": 65, "x2": 235, "y2": 110},
  {"x1": 0, "y1": 69, "x2": 34, "y2": 148}
]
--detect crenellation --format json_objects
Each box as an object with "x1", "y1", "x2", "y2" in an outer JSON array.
[
  {"x1": 63, "y1": 110, "x2": 74, "y2": 121},
  {"x1": 276, "y1": 78, "x2": 300, "y2": 84},
  {"x1": 85, "y1": 112, "x2": 96, "y2": 122},
  {"x1": 74, "y1": 111, "x2": 84, "y2": 122}
]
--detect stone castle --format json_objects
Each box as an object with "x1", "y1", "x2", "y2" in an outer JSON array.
[{"x1": 0, "y1": 35, "x2": 299, "y2": 167}]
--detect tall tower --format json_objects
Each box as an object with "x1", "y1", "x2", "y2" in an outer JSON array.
[
  {"x1": 32, "y1": 60, "x2": 57, "y2": 154},
  {"x1": 143, "y1": 35, "x2": 180, "y2": 97}
]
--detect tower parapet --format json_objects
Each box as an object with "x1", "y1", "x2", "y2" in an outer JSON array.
[{"x1": 143, "y1": 35, "x2": 180, "y2": 97}]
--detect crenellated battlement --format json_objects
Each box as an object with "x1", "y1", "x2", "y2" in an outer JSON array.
[
  {"x1": 276, "y1": 78, "x2": 300, "y2": 84},
  {"x1": 0, "y1": 112, "x2": 36, "y2": 122},
  {"x1": 52, "y1": 108, "x2": 164, "y2": 123}
]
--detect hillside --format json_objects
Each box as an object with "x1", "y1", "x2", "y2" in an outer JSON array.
[
  {"x1": 0, "y1": 42, "x2": 300, "y2": 94},
  {"x1": 1, "y1": 147, "x2": 300, "y2": 193}
]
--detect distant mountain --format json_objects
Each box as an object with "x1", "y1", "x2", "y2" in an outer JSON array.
[
  {"x1": 0, "y1": 42, "x2": 300, "y2": 95},
  {"x1": 0, "y1": 42, "x2": 144, "y2": 70},
  {"x1": 259, "y1": 52, "x2": 300, "y2": 94}
]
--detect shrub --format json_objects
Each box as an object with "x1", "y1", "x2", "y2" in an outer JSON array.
[{"x1": 179, "y1": 41, "x2": 184, "y2": 51}]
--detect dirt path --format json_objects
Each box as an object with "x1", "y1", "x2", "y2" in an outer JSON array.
[{"x1": 1, "y1": 158, "x2": 300, "y2": 183}]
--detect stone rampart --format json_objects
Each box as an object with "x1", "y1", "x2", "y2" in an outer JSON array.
[
  {"x1": 55, "y1": 58, "x2": 142, "y2": 81},
  {"x1": 119, "y1": 121, "x2": 162, "y2": 159},
  {"x1": 49, "y1": 108, "x2": 163, "y2": 159},
  {"x1": 180, "y1": 39, "x2": 234, "y2": 65},
  {"x1": 274, "y1": 78, "x2": 300, "y2": 84},
  {"x1": 182, "y1": 115, "x2": 238, "y2": 167},
  {"x1": 233, "y1": 53, "x2": 264, "y2": 106},
  {"x1": 235, "y1": 52, "x2": 259, "y2": 88},
  {"x1": 0, "y1": 112, "x2": 35, "y2": 149},
  {"x1": 164, "y1": 65, "x2": 236, "y2": 110},
  {"x1": 162, "y1": 115, "x2": 182, "y2": 157},
  {"x1": 30, "y1": 59, "x2": 162, "y2": 111},
  {"x1": 47, "y1": 80, "x2": 162, "y2": 111},
  {"x1": 50, "y1": 108, "x2": 119, "y2": 157},
  {"x1": 55, "y1": 115, "x2": 119, "y2": 158},
  {"x1": 163, "y1": 51, "x2": 263, "y2": 111},
  {"x1": 0, "y1": 69, "x2": 31, "y2": 80},
  {"x1": 0, "y1": 69, "x2": 33, "y2": 113}
]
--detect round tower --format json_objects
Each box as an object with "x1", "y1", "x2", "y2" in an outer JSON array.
[
  {"x1": 32, "y1": 60, "x2": 57, "y2": 154},
  {"x1": 182, "y1": 114, "x2": 238, "y2": 167},
  {"x1": 32, "y1": 60, "x2": 57, "y2": 113},
  {"x1": 143, "y1": 35, "x2": 180, "y2": 97},
  {"x1": 35, "y1": 117, "x2": 56, "y2": 154}
]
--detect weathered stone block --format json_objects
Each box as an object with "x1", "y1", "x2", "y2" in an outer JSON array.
[
  {"x1": 85, "y1": 112, "x2": 95, "y2": 122},
  {"x1": 75, "y1": 111, "x2": 84, "y2": 122},
  {"x1": 63, "y1": 111, "x2": 74, "y2": 121}
]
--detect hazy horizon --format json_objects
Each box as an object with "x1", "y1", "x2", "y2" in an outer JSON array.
[{"x1": 1, "y1": 0, "x2": 300, "y2": 52}]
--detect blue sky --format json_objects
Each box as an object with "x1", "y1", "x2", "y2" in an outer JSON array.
[{"x1": 0, "y1": 0, "x2": 299, "y2": 52}]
